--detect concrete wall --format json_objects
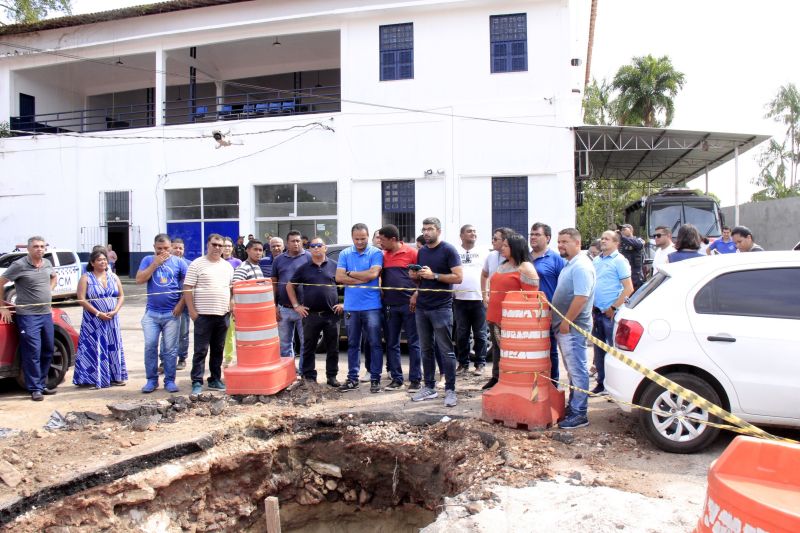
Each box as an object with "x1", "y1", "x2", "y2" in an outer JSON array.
[{"x1": 721, "y1": 196, "x2": 800, "y2": 251}]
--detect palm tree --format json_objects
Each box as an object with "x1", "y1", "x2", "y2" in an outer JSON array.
[
  {"x1": 765, "y1": 83, "x2": 800, "y2": 188},
  {"x1": 583, "y1": 77, "x2": 614, "y2": 125},
  {"x1": 612, "y1": 55, "x2": 685, "y2": 127}
]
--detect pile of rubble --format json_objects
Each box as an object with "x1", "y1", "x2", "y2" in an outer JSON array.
[{"x1": 106, "y1": 393, "x2": 229, "y2": 431}]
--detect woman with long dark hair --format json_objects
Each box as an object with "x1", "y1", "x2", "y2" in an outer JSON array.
[
  {"x1": 667, "y1": 224, "x2": 705, "y2": 263},
  {"x1": 482, "y1": 233, "x2": 540, "y2": 390},
  {"x1": 73, "y1": 248, "x2": 127, "y2": 389}
]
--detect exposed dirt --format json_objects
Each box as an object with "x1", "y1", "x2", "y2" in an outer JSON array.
[{"x1": 0, "y1": 285, "x2": 750, "y2": 531}]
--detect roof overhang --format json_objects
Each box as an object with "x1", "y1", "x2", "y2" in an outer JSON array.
[{"x1": 574, "y1": 125, "x2": 770, "y2": 185}]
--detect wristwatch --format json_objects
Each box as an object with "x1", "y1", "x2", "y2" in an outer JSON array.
[
  {"x1": 610, "y1": 305, "x2": 618, "y2": 312},
  {"x1": 292, "y1": 303, "x2": 300, "y2": 308},
  {"x1": 434, "y1": 273, "x2": 440, "y2": 282}
]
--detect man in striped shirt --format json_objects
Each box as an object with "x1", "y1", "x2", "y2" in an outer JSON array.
[
  {"x1": 232, "y1": 239, "x2": 265, "y2": 282},
  {"x1": 184, "y1": 233, "x2": 234, "y2": 395}
]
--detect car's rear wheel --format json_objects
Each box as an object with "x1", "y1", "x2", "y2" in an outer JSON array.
[
  {"x1": 5, "y1": 288, "x2": 16, "y2": 306},
  {"x1": 638, "y1": 372, "x2": 722, "y2": 454},
  {"x1": 16, "y1": 336, "x2": 70, "y2": 390}
]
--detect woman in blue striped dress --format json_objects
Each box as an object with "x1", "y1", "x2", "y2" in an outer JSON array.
[{"x1": 73, "y1": 248, "x2": 127, "y2": 389}]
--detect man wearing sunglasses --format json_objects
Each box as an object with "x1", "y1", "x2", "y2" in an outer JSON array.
[
  {"x1": 184, "y1": 233, "x2": 234, "y2": 395},
  {"x1": 287, "y1": 238, "x2": 343, "y2": 387},
  {"x1": 651, "y1": 226, "x2": 676, "y2": 273}
]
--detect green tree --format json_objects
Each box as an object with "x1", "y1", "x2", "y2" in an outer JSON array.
[
  {"x1": 751, "y1": 138, "x2": 800, "y2": 201},
  {"x1": 583, "y1": 78, "x2": 615, "y2": 125},
  {"x1": 611, "y1": 54, "x2": 686, "y2": 127},
  {"x1": 764, "y1": 83, "x2": 800, "y2": 188},
  {"x1": 1, "y1": 0, "x2": 71, "y2": 24}
]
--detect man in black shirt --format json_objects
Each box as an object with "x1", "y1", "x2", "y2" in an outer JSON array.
[
  {"x1": 619, "y1": 224, "x2": 644, "y2": 290},
  {"x1": 286, "y1": 238, "x2": 343, "y2": 386}
]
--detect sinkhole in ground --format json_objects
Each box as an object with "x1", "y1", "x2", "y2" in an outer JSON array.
[{"x1": 5, "y1": 412, "x2": 504, "y2": 532}]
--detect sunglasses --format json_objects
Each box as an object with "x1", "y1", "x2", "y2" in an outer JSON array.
[
  {"x1": 209, "y1": 243, "x2": 223, "y2": 248},
  {"x1": 652, "y1": 233, "x2": 666, "y2": 239},
  {"x1": 309, "y1": 243, "x2": 324, "y2": 249}
]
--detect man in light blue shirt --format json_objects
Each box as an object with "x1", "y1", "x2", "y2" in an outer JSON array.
[
  {"x1": 336, "y1": 223, "x2": 384, "y2": 392},
  {"x1": 592, "y1": 230, "x2": 634, "y2": 395},
  {"x1": 551, "y1": 228, "x2": 596, "y2": 429}
]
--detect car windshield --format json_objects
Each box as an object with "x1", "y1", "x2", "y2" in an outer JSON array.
[
  {"x1": 684, "y1": 202, "x2": 721, "y2": 237},
  {"x1": 626, "y1": 271, "x2": 669, "y2": 309},
  {"x1": 649, "y1": 201, "x2": 720, "y2": 238}
]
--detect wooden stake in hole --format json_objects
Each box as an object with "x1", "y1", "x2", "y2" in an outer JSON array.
[{"x1": 265, "y1": 496, "x2": 281, "y2": 533}]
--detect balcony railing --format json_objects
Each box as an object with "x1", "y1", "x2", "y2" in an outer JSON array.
[
  {"x1": 9, "y1": 85, "x2": 341, "y2": 135},
  {"x1": 164, "y1": 85, "x2": 341, "y2": 125},
  {"x1": 10, "y1": 103, "x2": 155, "y2": 135}
]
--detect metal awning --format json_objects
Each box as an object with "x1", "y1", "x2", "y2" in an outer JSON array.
[{"x1": 574, "y1": 125, "x2": 770, "y2": 184}]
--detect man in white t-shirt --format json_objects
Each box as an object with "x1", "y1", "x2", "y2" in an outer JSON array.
[
  {"x1": 651, "y1": 225, "x2": 676, "y2": 274},
  {"x1": 184, "y1": 233, "x2": 234, "y2": 395},
  {"x1": 453, "y1": 224, "x2": 488, "y2": 375}
]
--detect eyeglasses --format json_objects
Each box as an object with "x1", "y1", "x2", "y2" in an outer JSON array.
[
  {"x1": 209, "y1": 243, "x2": 223, "y2": 248},
  {"x1": 652, "y1": 233, "x2": 665, "y2": 239},
  {"x1": 309, "y1": 243, "x2": 324, "y2": 249}
]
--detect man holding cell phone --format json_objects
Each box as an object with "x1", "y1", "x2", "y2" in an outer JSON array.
[{"x1": 409, "y1": 217, "x2": 463, "y2": 408}]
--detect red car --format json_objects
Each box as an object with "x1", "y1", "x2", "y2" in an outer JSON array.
[{"x1": 0, "y1": 305, "x2": 79, "y2": 390}]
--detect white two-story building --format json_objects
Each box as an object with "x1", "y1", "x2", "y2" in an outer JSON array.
[{"x1": 0, "y1": 0, "x2": 590, "y2": 273}]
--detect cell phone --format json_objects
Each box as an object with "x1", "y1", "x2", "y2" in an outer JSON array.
[{"x1": 407, "y1": 264, "x2": 423, "y2": 271}]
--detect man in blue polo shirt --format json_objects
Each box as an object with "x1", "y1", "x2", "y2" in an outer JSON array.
[
  {"x1": 706, "y1": 226, "x2": 737, "y2": 255},
  {"x1": 410, "y1": 217, "x2": 463, "y2": 408},
  {"x1": 529, "y1": 222, "x2": 566, "y2": 382},
  {"x1": 592, "y1": 230, "x2": 634, "y2": 395},
  {"x1": 336, "y1": 223, "x2": 383, "y2": 393},
  {"x1": 136, "y1": 233, "x2": 189, "y2": 393}
]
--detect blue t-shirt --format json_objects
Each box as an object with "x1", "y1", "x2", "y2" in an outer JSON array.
[
  {"x1": 707, "y1": 238, "x2": 737, "y2": 254},
  {"x1": 139, "y1": 255, "x2": 188, "y2": 313},
  {"x1": 532, "y1": 248, "x2": 567, "y2": 301},
  {"x1": 338, "y1": 245, "x2": 383, "y2": 311},
  {"x1": 417, "y1": 241, "x2": 462, "y2": 310},
  {"x1": 271, "y1": 251, "x2": 311, "y2": 307},
  {"x1": 551, "y1": 254, "x2": 595, "y2": 333},
  {"x1": 259, "y1": 255, "x2": 274, "y2": 277},
  {"x1": 593, "y1": 250, "x2": 631, "y2": 311}
]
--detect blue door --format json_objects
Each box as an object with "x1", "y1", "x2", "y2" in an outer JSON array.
[{"x1": 167, "y1": 222, "x2": 202, "y2": 261}]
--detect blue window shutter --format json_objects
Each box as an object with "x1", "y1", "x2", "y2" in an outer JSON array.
[
  {"x1": 380, "y1": 23, "x2": 414, "y2": 81},
  {"x1": 490, "y1": 14, "x2": 527, "y2": 73}
]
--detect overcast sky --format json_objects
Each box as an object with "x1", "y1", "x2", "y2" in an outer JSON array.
[{"x1": 12, "y1": 0, "x2": 800, "y2": 206}]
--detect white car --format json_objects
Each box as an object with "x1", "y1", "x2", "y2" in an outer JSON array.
[
  {"x1": 0, "y1": 248, "x2": 83, "y2": 303},
  {"x1": 605, "y1": 251, "x2": 800, "y2": 453}
]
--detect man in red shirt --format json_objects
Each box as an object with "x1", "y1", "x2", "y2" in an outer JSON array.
[{"x1": 378, "y1": 225, "x2": 422, "y2": 390}]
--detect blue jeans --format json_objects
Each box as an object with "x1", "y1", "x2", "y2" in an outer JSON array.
[
  {"x1": 160, "y1": 309, "x2": 190, "y2": 361},
  {"x1": 142, "y1": 310, "x2": 180, "y2": 384},
  {"x1": 556, "y1": 330, "x2": 589, "y2": 416},
  {"x1": 453, "y1": 299, "x2": 487, "y2": 367},
  {"x1": 16, "y1": 313, "x2": 54, "y2": 392},
  {"x1": 592, "y1": 310, "x2": 615, "y2": 388},
  {"x1": 415, "y1": 307, "x2": 457, "y2": 391},
  {"x1": 345, "y1": 309, "x2": 383, "y2": 382},
  {"x1": 278, "y1": 306, "x2": 304, "y2": 363},
  {"x1": 385, "y1": 304, "x2": 421, "y2": 383},
  {"x1": 178, "y1": 309, "x2": 190, "y2": 360},
  {"x1": 549, "y1": 331, "x2": 560, "y2": 383}
]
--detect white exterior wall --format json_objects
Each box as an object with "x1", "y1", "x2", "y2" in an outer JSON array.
[{"x1": 0, "y1": 0, "x2": 589, "y2": 257}]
